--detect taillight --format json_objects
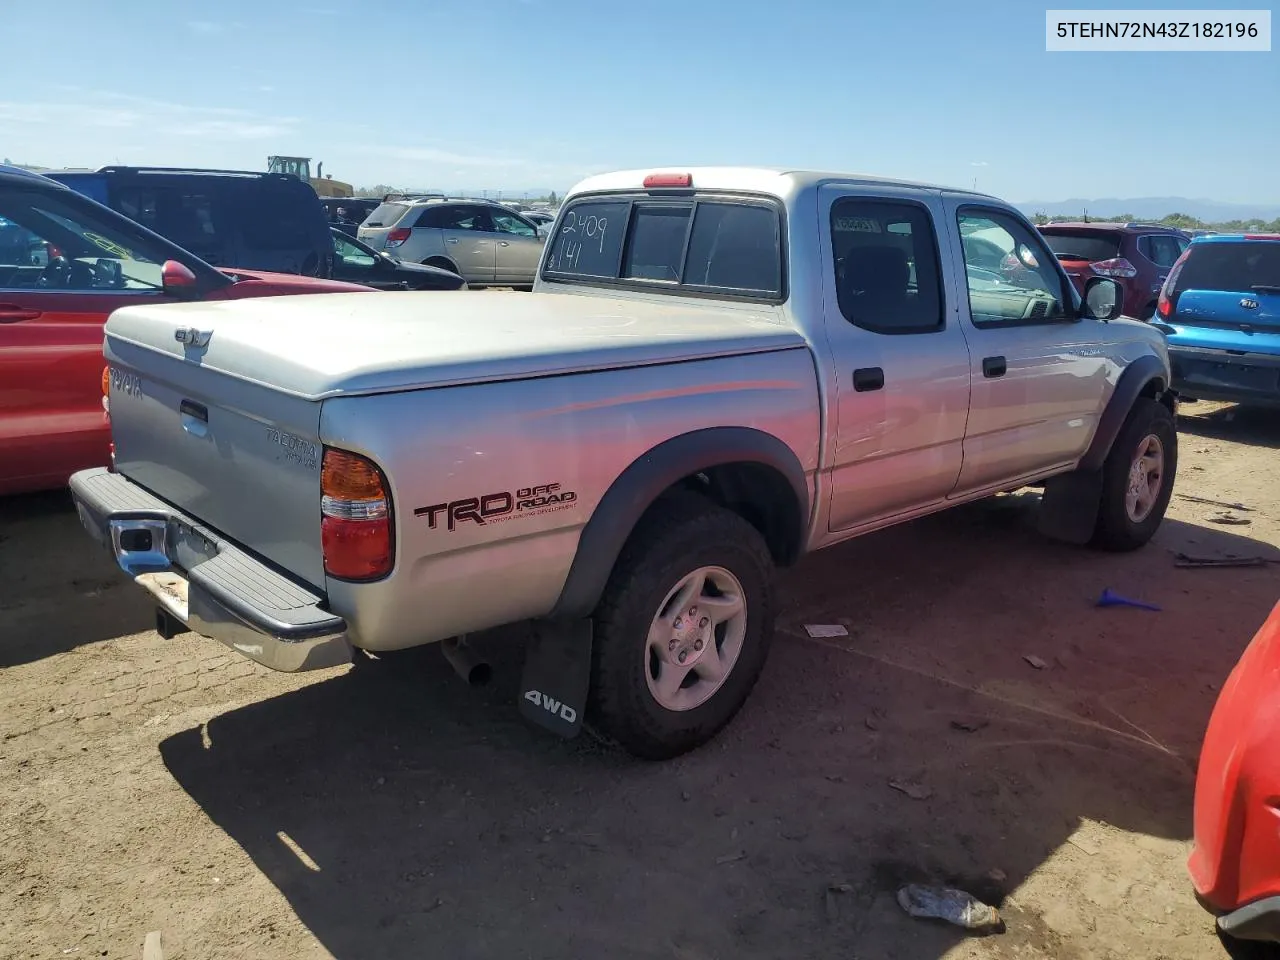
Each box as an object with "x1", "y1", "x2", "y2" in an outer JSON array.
[
  {"x1": 101, "y1": 365, "x2": 111, "y2": 421},
  {"x1": 321, "y1": 448, "x2": 393, "y2": 581},
  {"x1": 1090, "y1": 257, "x2": 1138, "y2": 279},
  {"x1": 1156, "y1": 248, "x2": 1191, "y2": 319},
  {"x1": 386, "y1": 227, "x2": 411, "y2": 249}
]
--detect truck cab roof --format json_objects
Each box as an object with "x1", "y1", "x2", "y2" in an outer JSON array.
[{"x1": 566, "y1": 167, "x2": 999, "y2": 203}]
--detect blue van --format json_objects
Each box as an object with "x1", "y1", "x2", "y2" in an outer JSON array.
[
  {"x1": 1155, "y1": 234, "x2": 1280, "y2": 407},
  {"x1": 47, "y1": 166, "x2": 333, "y2": 278}
]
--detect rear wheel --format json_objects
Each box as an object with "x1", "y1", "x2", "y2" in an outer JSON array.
[
  {"x1": 423, "y1": 257, "x2": 460, "y2": 276},
  {"x1": 1091, "y1": 398, "x2": 1177, "y2": 551},
  {"x1": 589, "y1": 494, "x2": 776, "y2": 760}
]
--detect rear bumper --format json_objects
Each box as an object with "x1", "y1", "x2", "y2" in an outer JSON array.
[
  {"x1": 1189, "y1": 600, "x2": 1280, "y2": 942},
  {"x1": 1212, "y1": 896, "x2": 1280, "y2": 943},
  {"x1": 1168, "y1": 344, "x2": 1280, "y2": 406},
  {"x1": 69, "y1": 467, "x2": 351, "y2": 672}
]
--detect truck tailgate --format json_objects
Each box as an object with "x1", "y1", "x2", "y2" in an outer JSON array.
[{"x1": 104, "y1": 313, "x2": 326, "y2": 590}]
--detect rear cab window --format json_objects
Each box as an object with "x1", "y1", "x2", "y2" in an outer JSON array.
[{"x1": 542, "y1": 194, "x2": 783, "y2": 300}]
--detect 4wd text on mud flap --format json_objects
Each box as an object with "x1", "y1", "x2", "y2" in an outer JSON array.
[
  {"x1": 523, "y1": 689, "x2": 578, "y2": 723},
  {"x1": 416, "y1": 483, "x2": 578, "y2": 531}
]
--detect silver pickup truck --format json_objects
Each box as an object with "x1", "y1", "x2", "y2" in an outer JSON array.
[{"x1": 70, "y1": 167, "x2": 1178, "y2": 759}]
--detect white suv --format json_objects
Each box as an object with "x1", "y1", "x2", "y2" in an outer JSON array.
[{"x1": 357, "y1": 198, "x2": 546, "y2": 289}]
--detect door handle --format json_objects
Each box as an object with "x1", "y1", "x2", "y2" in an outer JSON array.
[
  {"x1": 179, "y1": 399, "x2": 209, "y2": 438},
  {"x1": 499, "y1": 241, "x2": 510, "y2": 247},
  {"x1": 445, "y1": 237, "x2": 459, "y2": 244},
  {"x1": 852, "y1": 367, "x2": 884, "y2": 392},
  {"x1": 982, "y1": 356, "x2": 1007, "y2": 378},
  {"x1": 0, "y1": 304, "x2": 42, "y2": 323}
]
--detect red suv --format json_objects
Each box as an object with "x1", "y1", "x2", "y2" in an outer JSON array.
[
  {"x1": 0, "y1": 165, "x2": 371, "y2": 496},
  {"x1": 1038, "y1": 222, "x2": 1190, "y2": 321}
]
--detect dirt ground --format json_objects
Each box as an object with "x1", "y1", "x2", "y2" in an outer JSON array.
[{"x1": 2, "y1": 401, "x2": 1278, "y2": 960}]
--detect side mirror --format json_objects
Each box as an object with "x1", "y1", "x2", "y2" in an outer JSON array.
[
  {"x1": 1082, "y1": 276, "x2": 1123, "y2": 321},
  {"x1": 161, "y1": 260, "x2": 199, "y2": 298}
]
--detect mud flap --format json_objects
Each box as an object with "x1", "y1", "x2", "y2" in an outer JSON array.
[
  {"x1": 1037, "y1": 469, "x2": 1103, "y2": 544},
  {"x1": 519, "y1": 618, "x2": 593, "y2": 739}
]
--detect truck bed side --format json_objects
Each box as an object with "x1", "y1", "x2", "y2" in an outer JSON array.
[{"x1": 321, "y1": 347, "x2": 822, "y2": 651}]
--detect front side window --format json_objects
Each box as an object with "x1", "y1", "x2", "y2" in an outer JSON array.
[
  {"x1": 958, "y1": 209, "x2": 1069, "y2": 327},
  {"x1": 491, "y1": 212, "x2": 537, "y2": 238},
  {"x1": 831, "y1": 198, "x2": 943, "y2": 334},
  {"x1": 0, "y1": 189, "x2": 169, "y2": 292},
  {"x1": 334, "y1": 233, "x2": 376, "y2": 268},
  {"x1": 543, "y1": 196, "x2": 783, "y2": 299}
]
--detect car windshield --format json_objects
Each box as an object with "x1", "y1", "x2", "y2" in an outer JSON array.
[
  {"x1": 0, "y1": 189, "x2": 170, "y2": 290},
  {"x1": 1040, "y1": 230, "x2": 1122, "y2": 263},
  {"x1": 1174, "y1": 241, "x2": 1280, "y2": 295}
]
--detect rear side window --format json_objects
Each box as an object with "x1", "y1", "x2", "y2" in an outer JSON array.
[
  {"x1": 1140, "y1": 234, "x2": 1187, "y2": 268},
  {"x1": 831, "y1": 198, "x2": 943, "y2": 333},
  {"x1": 1175, "y1": 241, "x2": 1280, "y2": 295},
  {"x1": 416, "y1": 205, "x2": 490, "y2": 231},
  {"x1": 544, "y1": 197, "x2": 783, "y2": 299},
  {"x1": 365, "y1": 202, "x2": 410, "y2": 227},
  {"x1": 233, "y1": 183, "x2": 318, "y2": 252},
  {"x1": 1040, "y1": 230, "x2": 1122, "y2": 263}
]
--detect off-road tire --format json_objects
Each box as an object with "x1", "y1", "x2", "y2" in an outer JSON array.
[
  {"x1": 1091, "y1": 398, "x2": 1177, "y2": 552},
  {"x1": 589, "y1": 493, "x2": 776, "y2": 760}
]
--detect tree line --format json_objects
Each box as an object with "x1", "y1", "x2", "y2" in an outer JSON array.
[{"x1": 1030, "y1": 210, "x2": 1280, "y2": 233}]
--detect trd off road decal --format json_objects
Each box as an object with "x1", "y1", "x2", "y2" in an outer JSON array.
[{"x1": 416, "y1": 483, "x2": 577, "y2": 532}]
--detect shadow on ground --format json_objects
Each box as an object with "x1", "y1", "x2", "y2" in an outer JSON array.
[
  {"x1": 159, "y1": 496, "x2": 1280, "y2": 960},
  {"x1": 0, "y1": 490, "x2": 152, "y2": 667},
  {"x1": 1178, "y1": 403, "x2": 1280, "y2": 451}
]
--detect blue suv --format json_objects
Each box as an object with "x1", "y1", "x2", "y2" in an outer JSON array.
[{"x1": 1155, "y1": 234, "x2": 1280, "y2": 407}]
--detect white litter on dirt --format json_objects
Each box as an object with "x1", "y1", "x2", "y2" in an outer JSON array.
[
  {"x1": 804, "y1": 624, "x2": 849, "y2": 638},
  {"x1": 142, "y1": 931, "x2": 163, "y2": 960},
  {"x1": 277, "y1": 831, "x2": 321, "y2": 872}
]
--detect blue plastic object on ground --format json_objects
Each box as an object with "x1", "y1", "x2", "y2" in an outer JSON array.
[{"x1": 1097, "y1": 588, "x2": 1162, "y2": 612}]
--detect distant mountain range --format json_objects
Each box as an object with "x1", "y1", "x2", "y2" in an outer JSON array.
[{"x1": 1015, "y1": 197, "x2": 1280, "y2": 223}]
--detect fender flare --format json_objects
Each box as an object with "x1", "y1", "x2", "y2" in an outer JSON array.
[
  {"x1": 1078, "y1": 354, "x2": 1168, "y2": 472},
  {"x1": 548, "y1": 427, "x2": 810, "y2": 620}
]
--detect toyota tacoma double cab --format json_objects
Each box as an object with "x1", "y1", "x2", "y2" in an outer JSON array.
[{"x1": 69, "y1": 167, "x2": 1179, "y2": 760}]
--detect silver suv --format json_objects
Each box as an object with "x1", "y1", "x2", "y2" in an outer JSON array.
[{"x1": 357, "y1": 198, "x2": 546, "y2": 289}]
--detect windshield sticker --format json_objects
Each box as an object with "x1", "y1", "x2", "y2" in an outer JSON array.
[{"x1": 834, "y1": 217, "x2": 882, "y2": 233}]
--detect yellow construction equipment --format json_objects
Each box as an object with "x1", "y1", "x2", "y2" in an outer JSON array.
[{"x1": 267, "y1": 156, "x2": 353, "y2": 198}]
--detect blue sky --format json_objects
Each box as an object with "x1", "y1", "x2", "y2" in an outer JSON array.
[{"x1": 1, "y1": 0, "x2": 1276, "y2": 203}]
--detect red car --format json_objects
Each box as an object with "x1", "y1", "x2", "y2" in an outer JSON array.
[
  {"x1": 1189, "y1": 599, "x2": 1280, "y2": 944},
  {"x1": 1039, "y1": 222, "x2": 1190, "y2": 321},
  {"x1": 0, "y1": 165, "x2": 370, "y2": 496}
]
